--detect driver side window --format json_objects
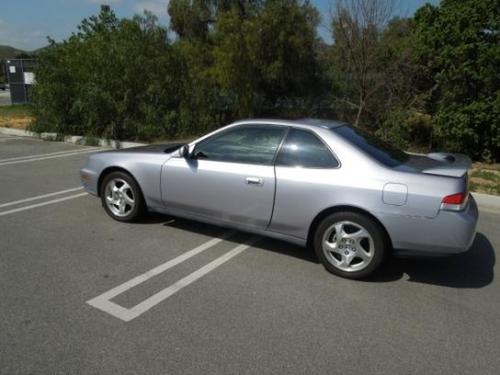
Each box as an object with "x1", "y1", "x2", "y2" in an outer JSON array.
[{"x1": 193, "y1": 126, "x2": 286, "y2": 165}]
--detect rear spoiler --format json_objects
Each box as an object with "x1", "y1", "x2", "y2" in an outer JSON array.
[{"x1": 422, "y1": 153, "x2": 472, "y2": 178}]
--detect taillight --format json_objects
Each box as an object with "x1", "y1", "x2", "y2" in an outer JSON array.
[
  {"x1": 441, "y1": 192, "x2": 468, "y2": 211},
  {"x1": 443, "y1": 193, "x2": 466, "y2": 204}
]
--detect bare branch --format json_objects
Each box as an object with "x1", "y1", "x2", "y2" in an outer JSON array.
[{"x1": 328, "y1": 0, "x2": 396, "y2": 124}]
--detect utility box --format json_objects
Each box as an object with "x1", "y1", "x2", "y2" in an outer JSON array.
[{"x1": 6, "y1": 59, "x2": 36, "y2": 104}]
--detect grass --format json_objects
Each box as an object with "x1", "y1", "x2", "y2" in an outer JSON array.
[
  {"x1": 0, "y1": 104, "x2": 32, "y2": 116},
  {"x1": 0, "y1": 105, "x2": 33, "y2": 129},
  {"x1": 471, "y1": 170, "x2": 500, "y2": 183}
]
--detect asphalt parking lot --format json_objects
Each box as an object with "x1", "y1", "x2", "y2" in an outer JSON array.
[{"x1": 1, "y1": 135, "x2": 499, "y2": 375}]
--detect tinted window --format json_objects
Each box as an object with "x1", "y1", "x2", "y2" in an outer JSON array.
[
  {"x1": 193, "y1": 126, "x2": 286, "y2": 165},
  {"x1": 332, "y1": 125, "x2": 409, "y2": 167},
  {"x1": 276, "y1": 129, "x2": 339, "y2": 168}
]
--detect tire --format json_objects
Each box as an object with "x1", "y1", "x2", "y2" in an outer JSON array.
[
  {"x1": 100, "y1": 171, "x2": 145, "y2": 222},
  {"x1": 313, "y1": 211, "x2": 387, "y2": 279}
]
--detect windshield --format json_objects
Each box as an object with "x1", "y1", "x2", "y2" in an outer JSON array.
[{"x1": 332, "y1": 125, "x2": 410, "y2": 167}]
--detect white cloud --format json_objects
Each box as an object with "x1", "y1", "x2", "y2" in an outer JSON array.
[
  {"x1": 134, "y1": 0, "x2": 169, "y2": 17},
  {"x1": 87, "y1": 0, "x2": 123, "y2": 3},
  {"x1": 30, "y1": 30, "x2": 45, "y2": 37}
]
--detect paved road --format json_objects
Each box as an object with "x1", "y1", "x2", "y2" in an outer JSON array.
[{"x1": 1, "y1": 136, "x2": 499, "y2": 375}]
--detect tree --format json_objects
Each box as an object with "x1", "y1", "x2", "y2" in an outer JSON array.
[
  {"x1": 30, "y1": 1, "x2": 499, "y2": 162},
  {"x1": 32, "y1": 7, "x2": 182, "y2": 140},
  {"x1": 168, "y1": 0, "x2": 213, "y2": 41},
  {"x1": 329, "y1": 0, "x2": 396, "y2": 126},
  {"x1": 251, "y1": 0, "x2": 321, "y2": 115},
  {"x1": 374, "y1": 17, "x2": 433, "y2": 150},
  {"x1": 212, "y1": 0, "x2": 322, "y2": 118},
  {"x1": 413, "y1": 0, "x2": 500, "y2": 161},
  {"x1": 212, "y1": 3, "x2": 259, "y2": 117}
]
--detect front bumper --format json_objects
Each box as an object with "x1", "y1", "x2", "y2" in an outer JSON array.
[
  {"x1": 378, "y1": 195, "x2": 479, "y2": 255},
  {"x1": 80, "y1": 167, "x2": 99, "y2": 196}
]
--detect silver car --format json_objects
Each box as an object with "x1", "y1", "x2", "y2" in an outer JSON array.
[{"x1": 80, "y1": 119, "x2": 478, "y2": 279}]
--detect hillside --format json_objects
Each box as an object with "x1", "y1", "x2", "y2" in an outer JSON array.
[{"x1": 0, "y1": 45, "x2": 27, "y2": 59}]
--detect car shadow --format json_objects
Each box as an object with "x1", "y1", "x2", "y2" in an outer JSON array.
[
  {"x1": 143, "y1": 214, "x2": 495, "y2": 288},
  {"x1": 367, "y1": 233, "x2": 495, "y2": 288},
  {"x1": 155, "y1": 214, "x2": 319, "y2": 263}
]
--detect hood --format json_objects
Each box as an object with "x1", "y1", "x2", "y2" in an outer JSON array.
[{"x1": 109, "y1": 142, "x2": 185, "y2": 154}]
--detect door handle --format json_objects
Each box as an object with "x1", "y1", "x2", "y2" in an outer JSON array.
[{"x1": 245, "y1": 177, "x2": 264, "y2": 186}]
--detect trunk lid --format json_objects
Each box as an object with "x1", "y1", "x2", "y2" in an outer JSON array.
[{"x1": 403, "y1": 152, "x2": 472, "y2": 178}]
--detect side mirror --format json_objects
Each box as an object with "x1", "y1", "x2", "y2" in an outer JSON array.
[{"x1": 180, "y1": 145, "x2": 191, "y2": 158}]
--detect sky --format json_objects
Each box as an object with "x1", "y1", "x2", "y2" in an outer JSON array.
[{"x1": 0, "y1": 0, "x2": 440, "y2": 51}]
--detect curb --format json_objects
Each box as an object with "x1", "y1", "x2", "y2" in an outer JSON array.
[
  {"x1": 0, "y1": 127, "x2": 147, "y2": 149},
  {"x1": 472, "y1": 192, "x2": 500, "y2": 212}
]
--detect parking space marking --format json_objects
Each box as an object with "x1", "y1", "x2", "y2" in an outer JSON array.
[
  {"x1": 0, "y1": 137, "x2": 23, "y2": 142},
  {"x1": 0, "y1": 187, "x2": 83, "y2": 208},
  {"x1": 0, "y1": 150, "x2": 100, "y2": 166},
  {"x1": 86, "y1": 235, "x2": 231, "y2": 317},
  {"x1": 87, "y1": 234, "x2": 258, "y2": 322},
  {"x1": 0, "y1": 192, "x2": 87, "y2": 216},
  {"x1": 0, "y1": 147, "x2": 101, "y2": 163}
]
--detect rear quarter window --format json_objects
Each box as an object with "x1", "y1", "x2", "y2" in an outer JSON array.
[
  {"x1": 276, "y1": 128, "x2": 339, "y2": 168},
  {"x1": 332, "y1": 125, "x2": 409, "y2": 167}
]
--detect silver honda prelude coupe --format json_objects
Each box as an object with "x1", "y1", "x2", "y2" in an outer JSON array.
[{"x1": 80, "y1": 119, "x2": 478, "y2": 279}]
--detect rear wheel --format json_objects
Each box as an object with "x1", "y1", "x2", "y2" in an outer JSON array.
[
  {"x1": 313, "y1": 212, "x2": 387, "y2": 279},
  {"x1": 100, "y1": 171, "x2": 145, "y2": 222}
]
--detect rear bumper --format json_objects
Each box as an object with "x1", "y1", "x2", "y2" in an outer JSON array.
[{"x1": 378, "y1": 195, "x2": 479, "y2": 255}]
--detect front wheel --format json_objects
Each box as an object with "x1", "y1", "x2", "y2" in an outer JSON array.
[
  {"x1": 313, "y1": 212, "x2": 387, "y2": 279},
  {"x1": 100, "y1": 171, "x2": 145, "y2": 222}
]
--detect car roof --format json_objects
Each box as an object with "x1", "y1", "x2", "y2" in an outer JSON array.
[{"x1": 231, "y1": 118, "x2": 348, "y2": 130}]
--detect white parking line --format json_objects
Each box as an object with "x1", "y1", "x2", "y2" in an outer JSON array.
[
  {"x1": 0, "y1": 147, "x2": 101, "y2": 162},
  {"x1": 0, "y1": 187, "x2": 83, "y2": 208},
  {"x1": 0, "y1": 192, "x2": 88, "y2": 216},
  {"x1": 87, "y1": 235, "x2": 258, "y2": 322},
  {"x1": 0, "y1": 137, "x2": 22, "y2": 142},
  {"x1": 0, "y1": 148, "x2": 101, "y2": 166}
]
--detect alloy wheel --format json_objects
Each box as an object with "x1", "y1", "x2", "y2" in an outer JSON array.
[
  {"x1": 104, "y1": 178, "x2": 135, "y2": 217},
  {"x1": 321, "y1": 220, "x2": 374, "y2": 272}
]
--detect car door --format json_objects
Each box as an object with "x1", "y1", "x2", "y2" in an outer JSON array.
[
  {"x1": 268, "y1": 128, "x2": 341, "y2": 239},
  {"x1": 161, "y1": 125, "x2": 287, "y2": 229}
]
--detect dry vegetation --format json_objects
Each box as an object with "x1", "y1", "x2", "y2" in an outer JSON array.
[
  {"x1": 470, "y1": 164, "x2": 500, "y2": 195},
  {"x1": 0, "y1": 105, "x2": 33, "y2": 129}
]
